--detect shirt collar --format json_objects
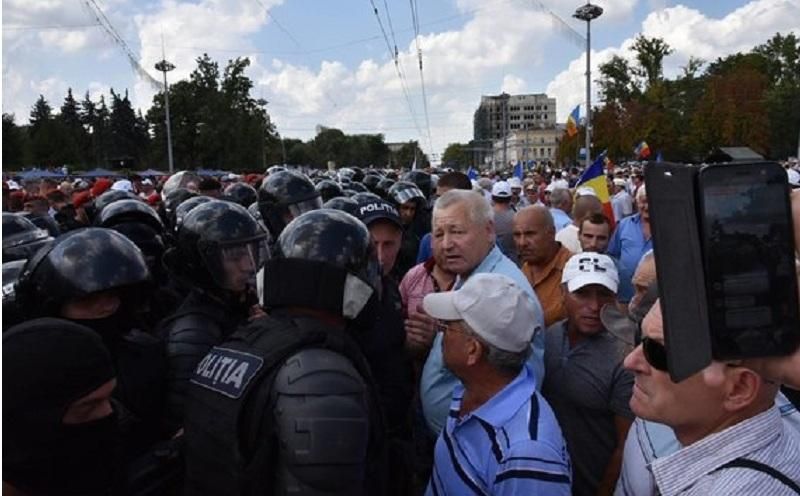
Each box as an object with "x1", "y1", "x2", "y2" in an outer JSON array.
[
  {"x1": 652, "y1": 406, "x2": 783, "y2": 496},
  {"x1": 455, "y1": 245, "x2": 501, "y2": 289},
  {"x1": 451, "y1": 365, "x2": 536, "y2": 428}
]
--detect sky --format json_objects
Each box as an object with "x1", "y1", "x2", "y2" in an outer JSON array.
[{"x1": 2, "y1": 0, "x2": 799, "y2": 163}]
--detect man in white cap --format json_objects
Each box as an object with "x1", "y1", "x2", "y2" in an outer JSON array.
[
  {"x1": 491, "y1": 181, "x2": 517, "y2": 263},
  {"x1": 611, "y1": 178, "x2": 634, "y2": 222},
  {"x1": 542, "y1": 253, "x2": 634, "y2": 496},
  {"x1": 507, "y1": 176, "x2": 524, "y2": 210},
  {"x1": 423, "y1": 273, "x2": 571, "y2": 496}
]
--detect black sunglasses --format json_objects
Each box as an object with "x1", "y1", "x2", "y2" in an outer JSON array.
[{"x1": 641, "y1": 336, "x2": 669, "y2": 372}]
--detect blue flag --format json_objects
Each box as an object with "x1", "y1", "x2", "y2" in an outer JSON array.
[
  {"x1": 467, "y1": 166, "x2": 478, "y2": 181},
  {"x1": 514, "y1": 161, "x2": 524, "y2": 180},
  {"x1": 655, "y1": 151, "x2": 663, "y2": 162}
]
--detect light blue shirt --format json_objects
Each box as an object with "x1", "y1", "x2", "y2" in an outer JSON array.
[
  {"x1": 426, "y1": 365, "x2": 571, "y2": 496},
  {"x1": 420, "y1": 245, "x2": 546, "y2": 434},
  {"x1": 606, "y1": 214, "x2": 652, "y2": 302},
  {"x1": 550, "y1": 207, "x2": 572, "y2": 231}
]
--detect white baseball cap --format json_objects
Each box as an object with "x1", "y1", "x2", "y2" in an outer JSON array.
[
  {"x1": 562, "y1": 253, "x2": 619, "y2": 293},
  {"x1": 110, "y1": 179, "x2": 133, "y2": 192},
  {"x1": 508, "y1": 177, "x2": 522, "y2": 189},
  {"x1": 491, "y1": 181, "x2": 512, "y2": 198},
  {"x1": 422, "y1": 273, "x2": 538, "y2": 353},
  {"x1": 575, "y1": 186, "x2": 598, "y2": 197},
  {"x1": 613, "y1": 178, "x2": 626, "y2": 187}
]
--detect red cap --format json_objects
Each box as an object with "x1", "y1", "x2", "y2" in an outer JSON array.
[
  {"x1": 73, "y1": 190, "x2": 92, "y2": 209},
  {"x1": 91, "y1": 178, "x2": 113, "y2": 198}
]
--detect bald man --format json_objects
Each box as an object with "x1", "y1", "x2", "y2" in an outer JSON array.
[{"x1": 513, "y1": 206, "x2": 573, "y2": 327}]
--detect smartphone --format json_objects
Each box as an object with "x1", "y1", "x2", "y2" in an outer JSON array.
[{"x1": 697, "y1": 162, "x2": 800, "y2": 359}]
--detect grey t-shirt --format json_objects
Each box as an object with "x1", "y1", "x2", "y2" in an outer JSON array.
[
  {"x1": 542, "y1": 320, "x2": 634, "y2": 496},
  {"x1": 493, "y1": 207, "x2": 518, "y2": 264}
]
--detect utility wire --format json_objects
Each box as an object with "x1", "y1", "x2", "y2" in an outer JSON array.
[
  {"x1": 409, "y1": 0, "x2": 434, "y2": 158},
  {"x1": 81, "y1": 0, "x2": 162, "y2": 90},
  {"x1": 369, "y1": 0, "x2": 425, "y2": 155},
  {"x1": 252, "y1": 0, "x2": 340, "y2": 109}
]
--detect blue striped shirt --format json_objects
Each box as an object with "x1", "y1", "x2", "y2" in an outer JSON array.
[{"x1": 426, "y1": 365, "x2": 571, "y2": 496}]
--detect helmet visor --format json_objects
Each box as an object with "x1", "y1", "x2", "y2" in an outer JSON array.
[
  {"x1": 286, "y1": 197, "x2": 323, "y2": 220},
  {"x1": 204, "y1": 241, "x2": 265, "y2": 292},
  {"x1": 393, "y1": 187, "x2": 425, "y2": 204}
]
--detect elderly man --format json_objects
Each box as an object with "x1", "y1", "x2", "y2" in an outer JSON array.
[
  {"x1": 543, "y1": 253, "x2": 634, "y2": 496},
  {"x1": 549, "y1": 187, "x2": 573, "y2": 231},
  {"x1": 611, "y1": 178, "x2": 634, "y2": 222},
  {"x1": 492, "y1": 181, "x2": 518, "y2": 263},
  {"x1": 623, "y1": 301, "x2": 800, "y2": 495},
  {"x1": 556, "y1": 194, "x2": 603, "y2": 253},
  {"x1": 607, "y1": 185, "x2": 652, "y2": 303},
  {"x1": 423, "y1": 274, "x2": 571, "y2": 496},
  {"x1": 419, "y1": 190, "x2": 545, "y2": 435},
  {"x1": 514, "y1": 206, "x2": 573, "y2": 327},
  {"x1": 579, "y1": 212, "x2": 613, "y2": 254}
]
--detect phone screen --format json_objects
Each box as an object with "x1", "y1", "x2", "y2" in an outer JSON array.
[{"x1": 699, "y1": 163, "x2": 800, "y2": 359}]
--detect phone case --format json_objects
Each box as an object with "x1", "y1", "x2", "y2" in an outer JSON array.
[{"x1": 644, "y1": 162, "x2": 713, "y2": 382}]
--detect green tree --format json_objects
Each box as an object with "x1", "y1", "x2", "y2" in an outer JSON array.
[
  {"x1": 109, "y1": 89, "x2": 149, "y2": 168},
  {"x1": 2, "y1": 113, "x2": 28, "y2": 168},
  {"x1": 441, "y1": 143, "x2": 471, "y2": 169},
  {"x1": 597, "y1": 55, "x2": 639, "y2": 104},
  {"x1": 392, "y1": 141, "x2": 429, "y2": 169},
  {"x1": 58, "y1": 88, "x2": 86, "y2": 166},
  {"x1": 631, "y1": 35, "x2": 674, "y2": 89}
]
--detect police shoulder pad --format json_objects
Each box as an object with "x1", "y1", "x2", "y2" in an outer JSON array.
[{"x1": 190, "y1": 347, "x2": 264, "y2": 399}]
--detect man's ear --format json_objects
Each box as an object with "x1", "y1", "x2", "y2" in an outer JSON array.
[
  {"x1": 722, "y1": 367, "x2": 766, "y2": 413},
  {"x1": 466, "y1": 339, "x2": 484, "y2": 367}
]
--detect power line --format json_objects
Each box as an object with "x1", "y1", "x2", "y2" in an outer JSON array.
[
  {"x1": 409, "y1": 0, "x2": 434, "y2": 158},
  {"x1": 2, "y1": 23, "x2": 101, "y2": 31},
  {"x1": 369, "y1": 0, "x2": 426, "y2": 153},
  {"x1": 80, "y1": 0, "x2": 162, "y2": 91}
]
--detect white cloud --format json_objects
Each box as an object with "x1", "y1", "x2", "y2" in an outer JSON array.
[
  {"x1": 546, "y1": 0, "x2": 800, "y2": 122},
  {"x1": 501, "y1": 74, "x2": 527, "y2": 93}
]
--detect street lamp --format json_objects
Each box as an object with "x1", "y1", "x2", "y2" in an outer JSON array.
[
  {"x1": 573, "y1": 3, "x2": 603, "y2": 169},
  {"x1": 155, "y1": 58, "x2": 176, "y2": 173}
]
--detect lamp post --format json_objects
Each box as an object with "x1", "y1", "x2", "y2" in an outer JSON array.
[
  {"x1": 573, "y1": 3, "x2": 603, "y2": 169},
  {"x1": 155, "y1": 58, "x2": 176, "y2": 173}
]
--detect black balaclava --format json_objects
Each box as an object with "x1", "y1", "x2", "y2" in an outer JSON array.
[{"x1": 3, "y1": 318, "x2": 121, "y2": 496}]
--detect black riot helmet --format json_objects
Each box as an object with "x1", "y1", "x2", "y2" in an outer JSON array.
[
  {"x1": 174, "y1": 195, "x2": 213, "y2": 231},
  {"x1": 222, "y1": 182, "x2": 258, "y2": 208},
  {"x1": 162, "y1": 188, "x2": 198, "y2": 230},
  {"x1": 375, "y1": 178, "x2": 395, "y2": 200},
  {"x1": 362, "y1": 174, "x2": 382, "y2": 193},
  {"x1": 315, "y1": 180, "x2": 345, "y2": 203},
  {"x1": 265, "y1": 209, "x2": 381, "y2": 325},
  {"x1": 162, "y1": 170, "x2": 200, "y2": 198},
  {"x1": 322, "y1": 197, "x2": 360, "y2": 216},
  {"x1": 402, "y1": 170, "x2": 432, "y2": 198},
  {"x1": 166, "y1": 200, "x2": 267, "y2": 292},
  {"x1": 2, "y1": 213, "x2": 54, "y2": 263},
  {"x1": 257, "y1": 170, "x2": 322, "y2": 240},
  {"x1": 95, "y1": 199, "x2": 164, "y2": 233},
  {"x1": 350, "y1": 167, "x2": 365, "y2": 183},
  {"x1": 348, "y1": 182, "x2": 368, "y2": 194},
  {"x1": 351, "y1": 192, "x2": 381, "y2": 203},
  {"x1": 93, "y1": 190, "x2": 140, "y2": 216},
  {"x1": 387, "y1": 181, "x2": 425, "y2": 206},
  {"x1": 15, "y1": 228, "x2": 151, "y2": 319}
]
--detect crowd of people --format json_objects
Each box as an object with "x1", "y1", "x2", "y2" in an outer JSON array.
[{"x1": 2, "y1": 159, "x2": 800, "y2": 495}]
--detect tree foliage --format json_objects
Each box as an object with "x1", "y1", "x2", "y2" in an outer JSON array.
[{"x1": 567, "y1": 32, "x2": 800, "y2": 165}]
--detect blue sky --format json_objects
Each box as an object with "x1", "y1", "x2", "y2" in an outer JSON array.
[{"x1": 3, "y1": 0, "x2": 798, "y2": 162}]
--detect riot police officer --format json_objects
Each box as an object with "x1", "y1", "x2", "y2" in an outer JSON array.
[
  {"x1": 14, "y1": 227, "x2": 167, "y2": 452},
  {"x1": 256, "y1": 170, "x2": 322, "y2": 243},
  {"x1": 183, "y1": 209, "x2": 387, "y2": 496},
  {"x1": 160, "y1": 200, "x2": 267, "y2": 432}
]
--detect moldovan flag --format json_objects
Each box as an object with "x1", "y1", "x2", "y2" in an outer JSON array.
[
  {"x1": 566, "y1": 105, "x2": 580, "y2": 137},
  {"x1": 634, "y1": 141, "x2": 651, "y2": 159},
  {"x1": 576, "y1": 150, "x2": 615, "y2": 230}
]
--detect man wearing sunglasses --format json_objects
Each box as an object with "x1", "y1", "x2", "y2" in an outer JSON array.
[
  {"x1": 623, "y1": 300, "x2": 800, "y2": 495},
  {"x1": 542, "y1": 253, "x2": 634, "y2": 496}
]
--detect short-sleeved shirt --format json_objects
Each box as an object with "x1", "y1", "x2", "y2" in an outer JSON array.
[
  {"x1": 426, "y1": 365, "x2": 571, "y2": 496},
  {"x1": 521, "y1": 243, "x2": 573, "y2": 327},
  {"x1": 556, "y1": 224, "x2": 581, "y2": 254},
  {"x1": 606, "y1": 214, "x2": 652, "y2": 302},
  {"x1": 550, "y1": 207, "x2": 572, "y2": 231},
  {"x1": 542, "y1": 320, "x2": 634, "y2": 496}
]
